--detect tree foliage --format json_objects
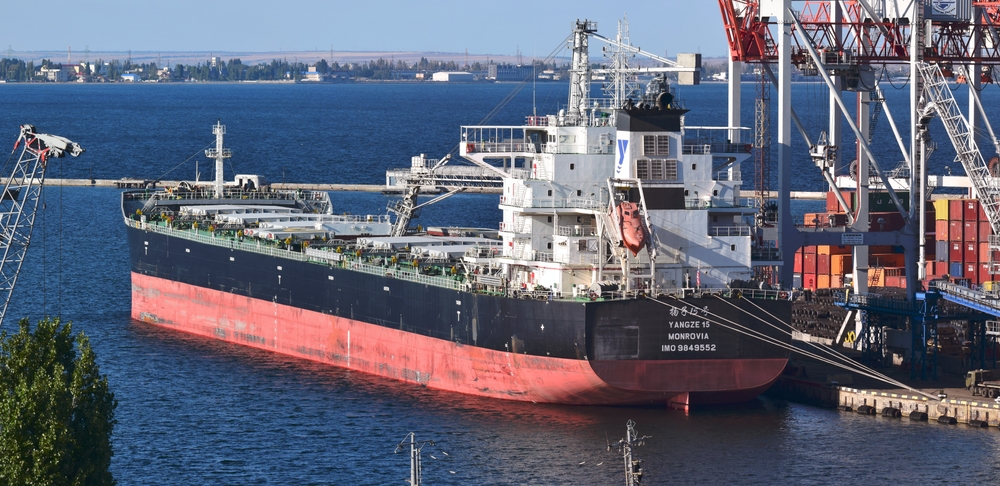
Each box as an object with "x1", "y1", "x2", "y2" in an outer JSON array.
[{"x1": 0, "y1": 317, "x2": 117, "y2": 486}]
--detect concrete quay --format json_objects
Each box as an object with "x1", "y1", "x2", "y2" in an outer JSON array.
[{"x1": 768, "y1": 345, "x2": 1000, "y2": 427}]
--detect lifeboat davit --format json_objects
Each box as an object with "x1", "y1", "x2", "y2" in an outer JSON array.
[{"x1": 614, "y1": 201, "x2": 647, "y2": 256}]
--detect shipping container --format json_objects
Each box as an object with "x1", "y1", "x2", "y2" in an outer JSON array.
[
  {"x1": 949, "y1": 220, "x2": 963, "y2": 241},
  {"x1": 803, "y1": 253, "x2": 817, "y2": 274},
  {"x1": 829, "y1": 245, "x2": 852, "y2": 255},
  {"x1": 871, "y1": 253, "x2": 905, "y2": 267},
  {"x1": 831, "y1": 254, "x2": 853, "y2": 274},
  {"x1": 949, "y1": 241, "x2": 962, "y2": 263},
  {"x1": 937, "y1": 261, "x2": 950, "y2": 276},
  {"x1": 870, "y1": 192, "x2": 908, "y2": 212},
  {"x1": 933, "y1": 199, "x2": 950, "y2": 220},
  {"x1": 950, "y1": 199, "x2": 964, "y2": 220},
  {"x1": 967, "y1": 262, "x2": 979, "y2": 283},
  {"x1": 793, "y1": 252, "x2": 802, "y2": 273},
  {"x1": 981, "y1": 221, "x2": 992, "y2": 241},
  {"x1": 981, "y1": 242, "x2": 991, "y2": 263},
  {"x1": 818, "y1": 254, "x2": 830, "y2": 275},
  {"x1": 936, "y1": 240, "x2": 948, "y2": 262},
  {"x1": 869, "y1": 211, "x2": 905, "y2": 232},
  {"x1": 825, "y1": 190, "x2": 854, "y2": 212},
  {"x1": 935, "y1": 219, "x2": 949, "y2": 241},
  {"x1": 803, "y1": 245, "x2": 817, "y2": 255},
  {"x1": 951, "y1": 262, "x2": 964, "y2": 277},
  {"x1": 965, "y1": 199, "x2": 980, "y2": 221},
  {"x1": 831, "y1": 274, "x2": 844, "y2": 288},
  {"x1": 965, "y1": 221, "x2": 978, "y2": 241},
  {"x1": 868, "y1": 268, "x2": 885, "y2": 286},
  {"x1": 966, "y1": 241, "x2": 978, "y2": 264},
  {"x1": 803, "y1": 273, "x2": 817, "y2": 290},
  {"x1": 817, "y1": 245, "x2": 830, "y2": 256}
]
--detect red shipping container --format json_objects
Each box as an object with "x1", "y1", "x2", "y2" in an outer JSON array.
[
  {"x1": 950, "y1": 199, "x2": 964, "y2": 220},
  {"x1": 949, "y1": 221, "x2": 963, "y2": 241},
  {"x1": 981, "y1": 221, "x2": 993, "y2": 241},
  {"x1": 966, "y1": 242, "x2": 978, "y2": 264},
  {"x1": 935, "y1": 220, "x2": 949, "y2": 242},
  {"x1": 869, "y1": 212, "x2": 905, "y2": 232},
  {"x1": 965, "y1": 199, "x2": 980, "y2": 221},
  {"x1": 803, "y1": 273, "x2": 817, "y2": 290},
  {"x1": 825, "y1": 191, "x2": 843, "y2": 212},
  {"x1": 949, "y1": 241, "x2": 962, "y2": 263},
  {"x1": 967, "y1": 262, "x2": 979, "y2": 282},
  {"x1": 938, "y1": 261, "x2": 950, "y2": 275},
  {"x1": 803, "y1": 245, "x2": 817, "y2": 255},
  {"x1": 803, "y1": 254, "x2": 817, "y2": 274},
  {"x1": 965, "y1": 221, "x2": 978, "y2": 242},
  {"x1": 980, "y1": 205, "x2": 988, "y2": 223},
  {"x1": 818, "y1": 254, "x2": 830, "y2": 275},
  {"x1": 982, "y1": 242, "x2": 991, "y2": 263}
]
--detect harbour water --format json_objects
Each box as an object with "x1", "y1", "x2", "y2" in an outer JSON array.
[{"x1": 1, "y1": 81, "x2": 999, "y2": 484}]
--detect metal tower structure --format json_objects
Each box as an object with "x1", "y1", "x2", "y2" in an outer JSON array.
[
  {"x1": 394, "y1": 432, "x2": 434, "y2": 486},
  {"x1": 205, "y1": 120, "x2": 231, "y2": 199},
  {"x1": 607, "y1": 420, "x2": 650, "y2": 486},
  {"x1": 602, "y1": 15, "x2": 641, "y2": 108},
  {"x1": 719, "y1": 0, "x2": 1000, "y2": 298},
  {"x1": 0, "y1": 125, "x2": 84, "y2": 327}
]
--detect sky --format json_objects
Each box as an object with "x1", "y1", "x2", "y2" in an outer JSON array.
[{"x1": 2, "y1": 1, "x2": 729, "y2": 61}]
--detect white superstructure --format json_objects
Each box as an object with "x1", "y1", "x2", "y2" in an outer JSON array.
[{"x1": 452, "y1": 19, "x2": 768, "y2": 297}]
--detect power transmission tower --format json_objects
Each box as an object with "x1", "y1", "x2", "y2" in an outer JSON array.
[
  {"x1": 395, "y1": 432, "x2": 434, "y2": 485},
  {"x1": 607, "y1": 420, "x2": 650, "y2": 486}
]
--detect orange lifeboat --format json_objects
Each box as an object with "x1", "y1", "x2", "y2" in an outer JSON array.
[{"x1": 614, "y1": 201, "x2": 647, "y2": 256}]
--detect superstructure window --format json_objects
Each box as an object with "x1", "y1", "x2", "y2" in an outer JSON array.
[
  {"x1": 636, "y1": 159, "x2": 678, "y2": 181},
  {"x1": 643, "y1": 135, "x2": 670, "y2": 156}
]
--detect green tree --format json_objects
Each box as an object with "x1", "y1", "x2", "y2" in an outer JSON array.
[{"x1": 0, "y1": 317, "x2": 117, "y2": 485}]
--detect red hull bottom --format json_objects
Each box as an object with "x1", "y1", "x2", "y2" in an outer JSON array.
[{"x1": 131, "y1": 273, "x2": 786, "y2": 406}]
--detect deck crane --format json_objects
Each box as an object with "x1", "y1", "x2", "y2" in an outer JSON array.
[
  {"x1": 387, "y1": 154, "x2": 469, "y2": 237},
  {"x1": 0, "y1": 125, "x2": 85, "y2": 328}
]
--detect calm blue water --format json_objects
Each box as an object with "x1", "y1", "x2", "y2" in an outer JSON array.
[{"x1": 1, "y1": 82, "x2": 999, "y2": 484}]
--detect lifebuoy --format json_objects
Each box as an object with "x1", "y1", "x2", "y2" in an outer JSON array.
[
  {"x1": 466, "y1": 142, "x2": 475, "y2": 153},
  {"x1": 589, "y1": 291, "x2": 599, "y2": 301},
  {"x1": 778, "y1": 291, "x2": 789, "y2": 300}
]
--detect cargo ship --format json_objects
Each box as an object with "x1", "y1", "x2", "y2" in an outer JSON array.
[{"x1": 123, "y1": 20, "x2": 791, "y2": 408}]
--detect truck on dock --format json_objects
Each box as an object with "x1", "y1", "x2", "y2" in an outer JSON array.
[{"x1": 966, "y1": 369, "x2": 1000, "y2": 399}]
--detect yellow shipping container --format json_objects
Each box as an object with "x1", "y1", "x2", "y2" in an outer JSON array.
[
  {"x1": 933, "y1": 199, "x2": 950, "y2": 221},
  {"x1": 817, "y1": 275, "x2": 831, "y2": 288}
]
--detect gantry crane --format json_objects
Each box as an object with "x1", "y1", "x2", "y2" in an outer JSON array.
[{"x1": 0, "y1": 125, "x2": 85, "y2": 327}]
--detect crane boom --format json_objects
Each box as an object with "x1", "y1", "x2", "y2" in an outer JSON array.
[{"x1": 0, "y1": 125, "x2": 84, "y2": 327}]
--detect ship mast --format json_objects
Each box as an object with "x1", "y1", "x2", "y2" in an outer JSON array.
[
  {"x1": 567, "y1": 19, "x2": 597, "y2": 122},
  {"x1": 205, "y1": 120, "x2": 232, "y2": 198}
]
